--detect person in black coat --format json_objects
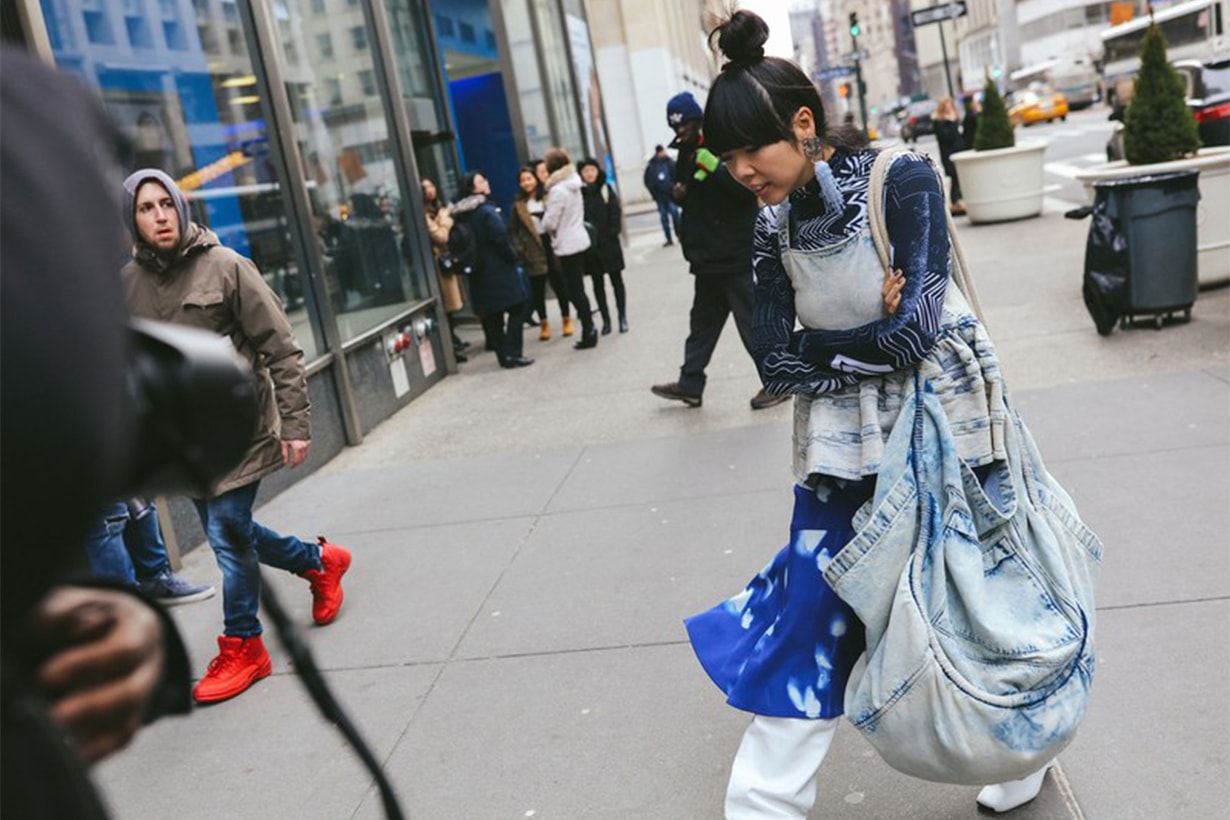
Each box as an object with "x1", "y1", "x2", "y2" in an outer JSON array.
[
  {"x1": 650, "y1": 91, "x2": 788, "y2": 410},
  {"x1": 451, "y1": 171, "x2": 534, "y2": 369},
  {"x1": 933, "y1": 96, "x2": 967, "y2": 216},
  {"x1": 2, "y1": 48, "x2": 193, "y2": 819},
  {"x1": 578, "y1": 158, "x2": 629, "y2": 334},
  {"x1": 961, "y1": 93, "x2": 980, "y2": 149}
]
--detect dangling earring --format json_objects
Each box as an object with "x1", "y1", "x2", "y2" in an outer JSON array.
[{"x1": 802, "y1": 135, "x2": 823, "y2": 161}]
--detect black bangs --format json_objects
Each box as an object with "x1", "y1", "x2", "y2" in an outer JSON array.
[
  {"x1": 703, "y1": 73, "x2": 792, "y2": 156},
  {"x1": 702, "y1": 55, "x2": 831, "y2": 157}
]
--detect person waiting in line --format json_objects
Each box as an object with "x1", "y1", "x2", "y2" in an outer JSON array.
[
  {"x1": 643, "y1": 144, "x2": 681, "y2": 246},
  {"x1": 421, "y1": 177, "x2": 469, "y2": 363},
  {"x1": 83, "y1": 499, "x2": 215, "y2": 604},
  {"x1": 649, "y1": 90, "x2": 788, "y2": 411},
  {"x1": 933, "y1": 96, "x2": 967, "y2": 216},
  {"x1": 578, "y1": 157, "x2": 629, "y2": 335},
  {"x1": 122, "y1": 168, "x2": 353, "y2": 704},
  {"x1": 451, "y1": 171, "x2": 535, "y2": 369},
  {"x1": 683, "y1": 11, "x2": 1048, "y2": 817},
  {"x1": 511, "y1": 165, "x2": 571, "y2": 341},
  {"x1": 541, "y1": 147, "x2": 599, "y2": 350}
]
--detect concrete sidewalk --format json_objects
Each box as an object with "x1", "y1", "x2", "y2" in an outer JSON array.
[{"x1": 96, "y1": 201, "x2": 1229, "y2": 819}]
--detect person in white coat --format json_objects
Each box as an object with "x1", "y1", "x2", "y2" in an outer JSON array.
[{"x1": 541, "y1": 147, "x2": 598, "y2": 349}]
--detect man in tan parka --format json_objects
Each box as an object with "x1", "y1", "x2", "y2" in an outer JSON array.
[{"x1": 121, "y1": 169, "x2": 352, "y2": 704}]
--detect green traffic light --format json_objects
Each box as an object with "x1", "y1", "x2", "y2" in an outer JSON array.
[{"x1": 851, "y1": 25, "x2": 860, "y2": 36}]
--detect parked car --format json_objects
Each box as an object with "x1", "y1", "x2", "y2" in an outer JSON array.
[
  {"x1": 1007, "y1": 86, "x2": 1069, "y2": 126},
  {"x1": 900, "y1": 100, "x2": 937, "y2": 143},
  {"x1": 1106, "y1": 56, "x2": 1230, "y2": 161}
]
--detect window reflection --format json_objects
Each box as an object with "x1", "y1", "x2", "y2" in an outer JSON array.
[
  {"x1": 273, "y1": 0, "x2": 429, "y2": 340},
  {"x1": 39, "y1": 0, "x2": 322, "y2": 360}
]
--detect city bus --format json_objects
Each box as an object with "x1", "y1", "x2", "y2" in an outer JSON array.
[
  {"x1": 1009, "y1": 57, "x2": 1101, "y2": 109},
  {"x1": 1101, "y1": 0, "x2": 1228, "y2": 110}
]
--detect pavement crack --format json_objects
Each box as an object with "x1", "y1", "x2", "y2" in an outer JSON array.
[{"x1": 1099, "y1": 595, "x2": 1228, "y2": 612}]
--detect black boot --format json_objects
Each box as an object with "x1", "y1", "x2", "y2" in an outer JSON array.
[{"x1": 574, "y1": 326, "x2": 599, "y2": 349}]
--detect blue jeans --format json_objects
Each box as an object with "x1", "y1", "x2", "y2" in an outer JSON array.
[
  {"x1": 83, "y1": 501, "x2": 138, "y2": 587},
  {"x1": 656, "y1": 197, "x2": 681, "y2": 242},
  {"x1": 193, "y1": 481, "x2": 322, "y2": 637},
  {"x1": 124, "y1": 502, "x2": 172, "y2": 579}
]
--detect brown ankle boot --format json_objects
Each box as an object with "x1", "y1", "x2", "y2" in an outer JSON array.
[
  {"x1": 539, "y1": 319, "x2": 551, "y2": 341},
  {"x1": 562, "y1": 316, "x2": 575, "y2": 337}
]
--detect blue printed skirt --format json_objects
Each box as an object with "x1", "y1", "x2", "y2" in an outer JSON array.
[{"x1": 685, "y1": 479, "x2": 871, "y2": 719}]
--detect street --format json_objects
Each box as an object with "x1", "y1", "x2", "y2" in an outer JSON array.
[{"x1": 906, "y1": 104, "x2": 1120, "y2": 207}]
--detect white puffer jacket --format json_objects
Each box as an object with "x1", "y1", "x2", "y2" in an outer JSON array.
[{"x1": 542, "y1": 165, "x2": 591, "y2": 257}]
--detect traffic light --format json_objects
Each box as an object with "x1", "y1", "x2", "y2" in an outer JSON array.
[
  {"x1": 849, "y1": 12, "x2": 860, "y2": 38},
  {"x1": 838, "y1": 83, "x2": 850, "y2": 98}
]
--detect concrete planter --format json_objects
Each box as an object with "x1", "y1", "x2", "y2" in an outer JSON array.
[
  {"x1": 1075, "y1": 147, "x2": 1230, "y2": 287},
  {"x1": 949, "y1": 140, "x2": 1048, "y2": 224}
]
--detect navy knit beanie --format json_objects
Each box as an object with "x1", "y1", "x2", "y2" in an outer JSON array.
[{"x1": 666, "y1": 91, "x2": 703, "y2": 126}]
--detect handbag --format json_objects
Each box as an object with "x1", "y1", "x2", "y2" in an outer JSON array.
[{"x1": 820, "y1": 147, "x2": 1104, "y2": 785}]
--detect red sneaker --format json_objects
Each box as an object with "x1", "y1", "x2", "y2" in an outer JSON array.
[
  {"x1": 301, "y1": 538, "x2": 351, "y2": 625},
  {"x1": 193, "y1": 635, "x2": 272, "y2": 704}
]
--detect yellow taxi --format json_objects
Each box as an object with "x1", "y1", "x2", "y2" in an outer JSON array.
[{"x1": 1008, "y1": 85, "x2": 1070, "y2": 126}]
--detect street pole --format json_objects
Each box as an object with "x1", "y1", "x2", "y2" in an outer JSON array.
[
  {"x1": 850, "y1": 27, "x2": 869, "y2": 138},
  {"x1": 854, "y1": 56, "x2": 869, "y2": 137},
  {"x1": 937, "y1": 15, "x2": 956, "y2": 98}
]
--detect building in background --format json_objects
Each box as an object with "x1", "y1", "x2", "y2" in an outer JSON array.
[
  {"x1": 583, "y1": 0, "x2": 723, "y2": 205},
  {"x1": 825, "y1": 0, "x2": 905, "y2": 125},
  {"x1": 952, "y1": 0, "x2": 1019, "y2": 92},
  {"x1": 908, "y1": 0, "x2": 966, "y2": 99},
  {"x1": 9, "y1": 0, "x2": 614, "y2": 549}
]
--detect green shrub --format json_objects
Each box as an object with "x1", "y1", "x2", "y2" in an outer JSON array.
[
  {"x1": 973, "y1": 73, "x2": 1014, "y2": 151},
  {"x1": 1123, "y1": 22, "x2": 1201, "y2": 165}
]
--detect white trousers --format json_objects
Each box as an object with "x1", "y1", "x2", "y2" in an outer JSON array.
[{"x1": 725, "y1": 715, "x2": 840, "y2": 820}]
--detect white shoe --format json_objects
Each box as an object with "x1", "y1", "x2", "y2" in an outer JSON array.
[{"x1": 976, "y1": 765, "x2": 1051, "y2": 813}]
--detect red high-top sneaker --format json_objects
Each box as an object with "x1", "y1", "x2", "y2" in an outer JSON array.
[
  {"x1": 301, "y1": 538, "x2": 351, "y2": 625},
  {"x1": 193, "y1": 635, "x2": 272, "y2": 704}
]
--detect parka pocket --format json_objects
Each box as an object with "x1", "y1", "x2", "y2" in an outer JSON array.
[{"x1": 183, "y1": 289, "x2": 224, "y2": 310}]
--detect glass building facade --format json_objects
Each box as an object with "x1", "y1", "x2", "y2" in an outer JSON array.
[{"x1": 13, "y1": 0, "x2": 610, "y2": 542}]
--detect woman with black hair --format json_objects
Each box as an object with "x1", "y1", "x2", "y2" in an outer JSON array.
[
  {"x1": 450, "y1": 171, "x2": 533, "y2": 369},
  {"x1": 682, "y1": 10, "x2": 1047, "y2": 818},
  {"x1": 577, "y1": 157, "x2": 628, "y2": 334}
]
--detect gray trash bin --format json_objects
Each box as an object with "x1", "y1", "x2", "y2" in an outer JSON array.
[{"x1": 1093, "y1": 170, "x2": 1200, "y2": 328}]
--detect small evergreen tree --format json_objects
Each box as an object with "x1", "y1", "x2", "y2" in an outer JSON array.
[
  {"x1": 973, "y1": 72, "x2": 1014, "y2": 151},
  {"x1": 1122, "y1": 22, "x2": 1201, "y2": 165}
]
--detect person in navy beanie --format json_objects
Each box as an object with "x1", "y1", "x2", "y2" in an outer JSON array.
[{"x1": 651, "y1": 91, "x2": 788, "y2": 411}]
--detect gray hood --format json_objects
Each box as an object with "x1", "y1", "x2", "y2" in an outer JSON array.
[{"x1": 122, "y1": 168, "x2": 191, "y2": 249}]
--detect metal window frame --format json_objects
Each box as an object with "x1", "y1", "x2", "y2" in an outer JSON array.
[
  {"x1": 363, "y1": 0, "x2": 457, "y2": 372},
  {"x1": 241, "y1": 0, "x2": 366, "y2": 445}
]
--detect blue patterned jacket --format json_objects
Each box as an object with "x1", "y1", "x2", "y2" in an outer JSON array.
[{"x1": 751, "y1": 149, "x2": 949, "y2": 395}]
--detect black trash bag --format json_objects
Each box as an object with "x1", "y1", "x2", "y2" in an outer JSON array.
[{"x1": 1081, "y1": 192, "x2": 1130, "y2": 336}]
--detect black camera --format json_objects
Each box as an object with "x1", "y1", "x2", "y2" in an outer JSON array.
[{"x1": 124, "y1": 319, "x2": 259, "y2": 497}]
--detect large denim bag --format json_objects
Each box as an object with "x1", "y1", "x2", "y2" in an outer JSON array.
[{"x1": 821, "y1": 369, "x2": 1103, "y2": 785}]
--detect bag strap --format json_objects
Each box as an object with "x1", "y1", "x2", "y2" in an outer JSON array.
[{"x1": 867, "y1": 147, "x2": 988, "y2": 327}]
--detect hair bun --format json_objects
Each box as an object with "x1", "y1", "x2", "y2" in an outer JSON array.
[{"x1": 716, "y1": 9, "x2": 769, "y2": 65}]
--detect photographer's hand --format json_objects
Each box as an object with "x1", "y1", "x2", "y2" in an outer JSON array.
[
  {"x1": 282, "y1": 438, "x2": 311, "y2": 468},
  {"x1": 28, "y1": 586, "x2": 165, "y2": 764}
]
